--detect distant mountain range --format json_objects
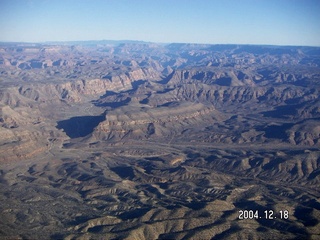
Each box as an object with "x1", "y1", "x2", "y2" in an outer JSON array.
[{"x1": 0, "y1": 41, "x2": 319, "y2": 239}]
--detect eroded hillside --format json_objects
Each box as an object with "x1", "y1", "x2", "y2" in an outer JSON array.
[{"x1": 0, "y1": 42, "x2": 319, "y2": 239}]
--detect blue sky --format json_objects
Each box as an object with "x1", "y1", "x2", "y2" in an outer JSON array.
[{"x1": 0, "y1": 0, "x2": 319, "y2": 46}]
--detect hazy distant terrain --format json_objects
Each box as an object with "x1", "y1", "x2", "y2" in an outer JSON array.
[{"x1": 0, "y1": 41, "x2": 319, "y2": 239}]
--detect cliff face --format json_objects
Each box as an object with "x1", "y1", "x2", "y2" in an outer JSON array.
[
  {"x1": 0, "y1": 104, "x2": 63, "y2": 162},
  {"x1": 167, "y1": 69, "x2": 246, "y2": 86},
  {"x1": 95, "y1": 103, "x2": 218, "y2": 141},
  {"x1": 0, "y1": 67, "x2": 160, "y2": 106},
  {"x1": 103, "y1": 67, "x2": 160, "y2": 90},
  {"x1": 0, "y1": 66, "x2": 164, "y2": 161},
  {"x1": 55, "y1": 78, "x2": 128, "y2": 102},
  {"x1": 0, "y1": 67, "x2": 161, "y2": 161},
  {"x1": 165, "y1": 68, "x2": 320, "y2": 87},
  {"x1": 1, "y1": 43, "x2": 320, "y2": 163},
  {"x1": 2, "y1": 69, "x2": 317, "y2": 159},
  {"x1": 1, "y1": 43, "x2": 320, "y2": 239}
]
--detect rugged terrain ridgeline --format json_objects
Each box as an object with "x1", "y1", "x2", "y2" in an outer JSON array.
[{"x1": 0, "y1": 42, "x2": 319, "y2": 239}]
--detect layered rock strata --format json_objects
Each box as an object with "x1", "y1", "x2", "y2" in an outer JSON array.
[{"x1": 96, "y1": 103, "x2": 217, "y2": 141}]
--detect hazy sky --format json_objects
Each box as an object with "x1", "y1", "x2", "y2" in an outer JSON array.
[{"x1": 0, "y1": 0, "x2": 319, "y2": 46}]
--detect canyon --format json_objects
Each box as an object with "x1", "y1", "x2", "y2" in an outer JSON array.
[{"x1": 0, "y1": 41, "x2": 319, "y2": 239}]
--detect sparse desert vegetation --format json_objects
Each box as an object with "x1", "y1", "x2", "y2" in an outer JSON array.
[{"x1": 0, "y1": 42, "x2": 319, "y2": 239}]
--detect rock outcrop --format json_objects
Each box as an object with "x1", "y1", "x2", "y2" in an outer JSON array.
[
  {"x1": 0, "y1": 42, "x2": 320, "y2": 240},
  {"x1": 95, "y1": 103, "x2": 218, "y2": 141}
]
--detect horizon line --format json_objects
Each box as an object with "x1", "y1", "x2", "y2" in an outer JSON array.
[{"x1": 0, "y1": 40, "x2": 319, "y2": 48}]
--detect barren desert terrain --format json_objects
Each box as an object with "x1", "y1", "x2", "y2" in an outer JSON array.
[{"x1": 0, "y1": 42, "x2": 319, "y2": 239}]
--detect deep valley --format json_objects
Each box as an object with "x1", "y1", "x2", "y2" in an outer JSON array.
[{"x1": 0, "y1": 42, "x2": 319, "y2": 239}]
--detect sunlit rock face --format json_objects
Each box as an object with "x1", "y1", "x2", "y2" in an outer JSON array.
[{"x1": 0, "y1": 42, "x2": 320, "y2": 239}]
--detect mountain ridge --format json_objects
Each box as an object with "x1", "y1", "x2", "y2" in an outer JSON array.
[{"x1": 0, "y1": 41, "x2": 319, "y2": 239}]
